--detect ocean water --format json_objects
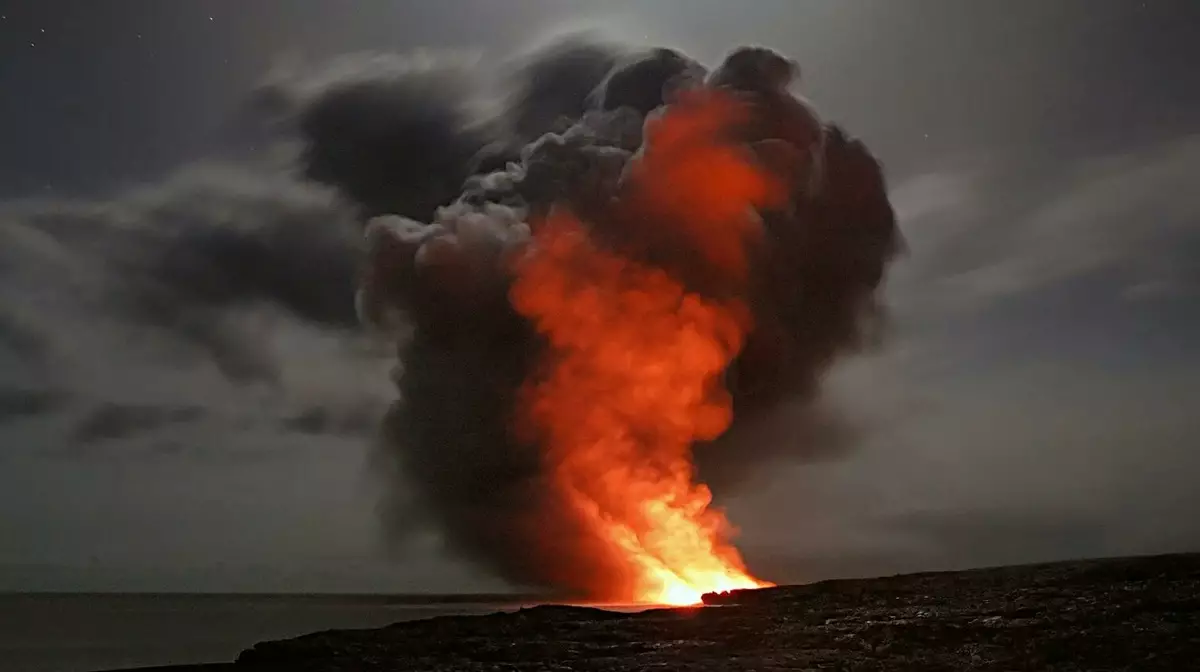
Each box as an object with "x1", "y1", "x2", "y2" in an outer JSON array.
[{"x1": 0, "y1": 593, "x2": 530, "y2": 672}]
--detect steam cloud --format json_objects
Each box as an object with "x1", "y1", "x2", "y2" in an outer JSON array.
[{"x1": 341, "y1": 36, "x2": 900, "y2": 596}]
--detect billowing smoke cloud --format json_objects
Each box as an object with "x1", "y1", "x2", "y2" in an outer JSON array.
[
  {"x1": 505, "y1": 35, "x2": 628, "y2": 141},
  {"x1": 352, "y1": 38, "x2": 901, "y2": 596},
  {"x1": 256, "y1": 53, "x2": 491, "y2": 221},
  {"x1": 0, "y1": 34, "x2": 898, "y2": 595}
]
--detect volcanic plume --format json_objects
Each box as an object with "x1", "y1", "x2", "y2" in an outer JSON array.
[{"x1": 351, "y1": 40, "x2": 900, "y2": 603}]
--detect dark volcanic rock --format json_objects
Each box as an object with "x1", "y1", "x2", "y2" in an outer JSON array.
[{"x1": 232, "y1": 554, "x2": 1200, "y2": 671}]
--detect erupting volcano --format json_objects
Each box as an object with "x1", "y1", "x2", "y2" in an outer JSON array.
[
  {"x1": 511, "y1": 220, "x2": 768, "y2": 605},
  {"x1": 509, "y1": 90, "x2": 782, "y2": 604},
  {"x1": 350, "y1": 40, "x2": 900, "y2": 604}
]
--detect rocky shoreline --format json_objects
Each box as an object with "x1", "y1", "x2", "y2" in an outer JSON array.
[{"x1": 113, "y1": 553, "x2": 1200, "y2": 671}]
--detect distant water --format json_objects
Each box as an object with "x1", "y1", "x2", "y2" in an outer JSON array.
[{"x1": 0, "y1": 593, "x2": 534, "y2": 672}]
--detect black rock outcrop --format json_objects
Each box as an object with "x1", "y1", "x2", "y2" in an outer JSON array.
[{"x1": 166, "y1": 554, "x2": 1200, "y2": 670}]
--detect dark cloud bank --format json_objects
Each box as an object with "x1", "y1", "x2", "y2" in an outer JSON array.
[{"x1": 0, "y1": 35, "x2": 900, "y2": 595}]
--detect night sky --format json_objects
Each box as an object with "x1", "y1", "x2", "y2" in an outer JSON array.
[{"x1": 1, "y1": 0, "x2": 1199, "y2": 593}]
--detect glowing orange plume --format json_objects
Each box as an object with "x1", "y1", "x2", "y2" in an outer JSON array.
[{"x1": 509, "y1": 89, "x2": 779, "y2": 605}]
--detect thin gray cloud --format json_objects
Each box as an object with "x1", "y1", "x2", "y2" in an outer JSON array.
[
  {"x1": 0, "y1": 387, "x2": 67, "y2": 424},
  {"x1": 0, "y1": 164, "x2": 395, "y2": 454},
  {"x1": 892, "y1": 135, "x2": 1200, "y2": 310},
  {"x1": 730, "y1": 335, "x2": 1200, "y2": 584}
]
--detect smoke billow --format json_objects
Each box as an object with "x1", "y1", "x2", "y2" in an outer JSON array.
[
  {"x1": 1, "y1": 33, "x2": 897, "y2": 594},
  {"x1": 348, "y1": 37, "x2": 901, "y2": 596},
  {"x1": 256, "y1": 53, "x2": 492, "y2": 221}
]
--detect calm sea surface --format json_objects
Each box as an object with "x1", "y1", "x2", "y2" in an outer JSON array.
[{"x1": 0, "y1": 593, "x2": 532, "y2": 672}]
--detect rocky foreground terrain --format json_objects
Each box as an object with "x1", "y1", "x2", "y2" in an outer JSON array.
[{"x1": 163, "y1": 554, "x2": 1200, "y2": 671}]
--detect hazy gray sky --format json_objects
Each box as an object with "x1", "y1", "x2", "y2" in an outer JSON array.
[{"x1": 1, "y1": 0, "x2": 1198, "y2": 592}]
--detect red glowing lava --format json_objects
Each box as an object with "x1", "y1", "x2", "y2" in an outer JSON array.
[{"x1": 510, "y1": 89, "x2": 779, "y2": 605}]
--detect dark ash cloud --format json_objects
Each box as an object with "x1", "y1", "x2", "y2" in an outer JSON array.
[
  {"x1": 280, "y1": 403, "x2": 381, "y2": 437},
  {"x1": 0, "y1": 388, "x2": 66, "y2": 424},
  {"x1": 71, "y1": 402, "x2": 207, "y2": 445},
  {"x1": 358, "y1": 40, "x2": 901, "y2": 596},
  {"x1": 504, "y1": 34, "x2": 628, "y2": 141},
  {"x1": 257, "y1": 53, "x2": 492, "y2": 221}
]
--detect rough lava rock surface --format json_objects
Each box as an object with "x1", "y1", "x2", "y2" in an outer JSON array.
[{"x1": 179, "y1": 554, "x2": 1200, "y2": 670}]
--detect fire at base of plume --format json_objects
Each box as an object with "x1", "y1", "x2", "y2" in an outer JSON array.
[{"x1": 314, "y1": 37, "x2": 901, "y2": 600}]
